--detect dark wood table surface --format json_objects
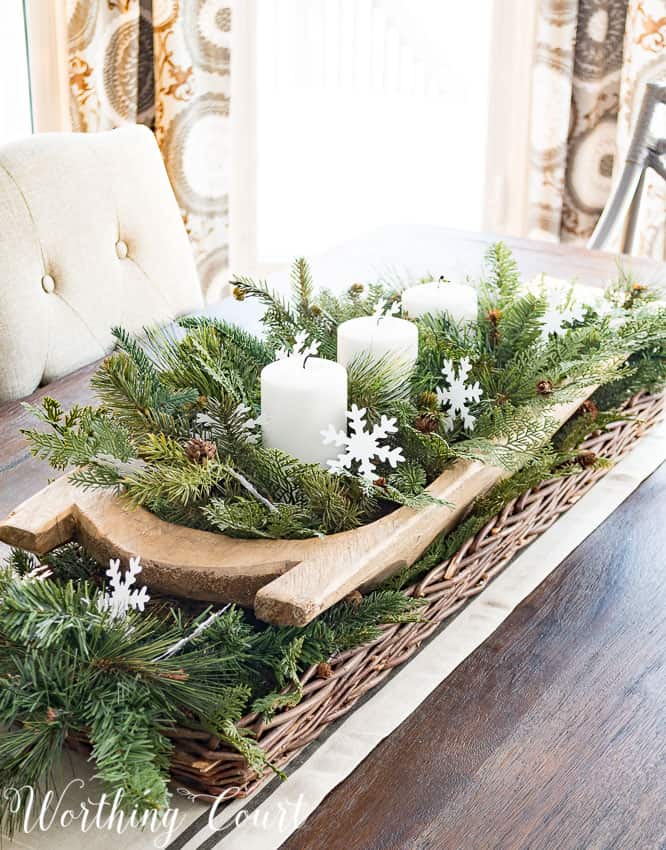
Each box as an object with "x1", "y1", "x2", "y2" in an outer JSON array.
[
  {"x1": 0, "y1": 229, "x2": 665, "y2": 849},
  {"x1": 280, "y1": 463, "x2": 666, "y2": 850}
]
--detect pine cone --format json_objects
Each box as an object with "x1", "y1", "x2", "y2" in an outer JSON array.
[
  {"x1": 495, "y1": 392, "x2": 509, "y2": 406},
  {"x1": 579, "y1": 399, "x2": 599, "y2": 421},
  {"x1": 576, "y1": 450, "x2": 597, "y2": 469},
  {"x1": 374, "y1": 477, "x2": 387, "y2": 488},
  {"x1": 486, "y1": 308, "x2": 502, "y2": 325},
  {"x1": 232, "y1": 285, "x2": 246, "y2": 301},
  {"x1": 626, "y1": 283, "x2": 648, "y2": 307},
  {"x1": 345, "y1": 590, "x2": 364, "y2": 608},
  {"x1": 417, "y1": 391, "x2": 439, "y2": 411},
  {"x1": 316, "y1": 662, "x2": 334, "y2": 679},
  {"x1": 184, "y1": 437, "x2": 217, "y2": 464},
  {"x1": 414, "y1": 412, "x2": 440, "y2": 434},
  {"x1": 46, "y1": 707, "x2": 59, "y2": 723},
  {"x1": 536, "y1": 379, "x2": 553, "y2": 396}
]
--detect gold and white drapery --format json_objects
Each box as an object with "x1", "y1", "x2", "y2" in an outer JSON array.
[
  {"x1": 527, "y1": 0, "x2": 666, "y2": 259},
  {"x1": 67, "y1": 0, "x2": 231, "y2": 300}
]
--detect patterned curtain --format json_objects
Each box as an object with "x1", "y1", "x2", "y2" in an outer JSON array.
[
  {"x1": 67, "y1": 0, "x2": 231, "y2": 301},
  {"x1": 527, "y1": 0, "x2": 666, "y2": 259}
]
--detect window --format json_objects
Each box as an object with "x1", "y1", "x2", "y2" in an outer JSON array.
[
  {"x1": 232, "y1": 0, "x2": 536, "y2": 273},
  {"x1": 0, "y1": 0, "x2": 32, "y2": 144},
  {"x1": 253, "y1": 0, "x2": 495, "y2": 265}
]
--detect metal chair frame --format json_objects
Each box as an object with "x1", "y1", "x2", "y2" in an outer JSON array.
[{"x1": 588, "y1": 82, "x2": 666, "y2": 254}]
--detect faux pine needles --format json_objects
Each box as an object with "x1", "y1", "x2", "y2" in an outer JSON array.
[
  {"x1": 22, "y1": 244, "x2": 666, "y2": 542},
  {"x1": 3, "y1": 238, "x2": 666, "y2": 828}
]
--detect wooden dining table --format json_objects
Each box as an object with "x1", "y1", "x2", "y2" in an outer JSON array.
[{"x1": 1, "y1": 227, "x2": 665, "y2": 850}]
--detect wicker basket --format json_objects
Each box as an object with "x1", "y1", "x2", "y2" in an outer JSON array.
[
  {"x1": 67, "y1": 392, "x2": 663, "y2": 801},
  {"x1": 159, "y1": 391, "x2": 664, "y2": 799}
]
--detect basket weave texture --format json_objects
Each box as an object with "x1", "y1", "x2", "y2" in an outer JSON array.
[{"x1": 85, "y1": 392, "x2": 666, "y2": 799}]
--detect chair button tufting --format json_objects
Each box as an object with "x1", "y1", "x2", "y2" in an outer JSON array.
[
  {"x1": 41, "y1": 274, "x2": 55, "y2": 294},
  {"x1": 115, "y1": 239, "x2": 129, "y2": 259}
]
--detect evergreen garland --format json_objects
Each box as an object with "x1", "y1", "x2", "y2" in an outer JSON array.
[
  {"x1": 0, "y1": 552, "x2": 418, "y2": 835},
  {"x1": 2, "y1": 245, "x2": 665, "y2": 831},
  {"x1": 0, "y1": 385, "x2": 656, "y2": 832},
  {"x1": 21, "y1": 244, "x2": 666, "y2": 540}
]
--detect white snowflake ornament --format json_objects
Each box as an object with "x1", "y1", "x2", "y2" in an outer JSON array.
[
  {"x1": 321, "y1": 404, "x2": 405, "y2": 481},
  {"x1": 541, "y1": 293, "x2": 586, "y2": 338},
  {"x1": 436, "y1": 357, "x2": 482, "y2": 432},
  {"x1": 97, "y1": 557, "x2": 150, "y2": 621},
  {"x1": 371, "y1": 299, "x2": 401, "y2": 320},
  {"x1": 527, "y1": 275, "x2": 589, "y2": 338},
  {"x1": 276, "y1": 330, "x2": 320, "y2": 366}
]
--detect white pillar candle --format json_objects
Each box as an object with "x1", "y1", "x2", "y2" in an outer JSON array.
[
  {"x1": 401, "y1": 278, "x2": 477, "y2": 323},
  {"x1": 261, "y1": 357, "x2": 348, "y2": 466},
  {"x1": 337, "y1": 316, "x2": 419, "y2": 377}
]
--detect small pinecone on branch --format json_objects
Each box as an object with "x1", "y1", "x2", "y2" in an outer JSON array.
[
  {"x1": 486, "y1": 308, "x2": 502, "y2": 344},
  {"x1": 345, "y1": 590, "x2": 364, "y2": 608},
  {"x1": 576, "y1": 450, "x2": 597, "y2": 469},
  {"x1": 536, "y1": 379, "x2": 553, "y2": 396},
  {"x1": 624, "y1": 282, "x2": 648, "y2": 308},
  {"x1": 579, "y1": 399, "x2": 599, "y2": 421},
  {"x1": 316, "y1": 662, "x2": 334, "y2": 679},
  {"x1": 417, "y1": 390, "x2": 439, "y2": 411},
  {"x1": 184, "y1": 437, "x2": 217, "y2": 464},
  {"x1": 414, "y1": 411, "x2": 440, "y2": 434}
]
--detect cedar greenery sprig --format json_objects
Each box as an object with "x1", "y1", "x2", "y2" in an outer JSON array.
[
  {"x1": 0, "y1": 554, "x2": 420, "y2": 835},
  {"x1": 21, "y1": 245, "x2": 666, "y2": 540}
]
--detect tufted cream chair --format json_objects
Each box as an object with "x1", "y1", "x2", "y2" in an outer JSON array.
[{"x1": 0, "y1": 126, "x2": 204, "y2": 401}]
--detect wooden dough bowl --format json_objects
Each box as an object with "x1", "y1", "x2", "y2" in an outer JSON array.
[{"x1": 0, "y1": 394, "x2": 590, "y2": 626}]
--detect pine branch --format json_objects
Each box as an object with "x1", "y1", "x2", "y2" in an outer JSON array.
[
  {"x1": 91, "y1": 353, "x2": 196, "y2": 436},
  {"x1": 230, "y1": 275, "x2": 298, "y2": 345},
  {"x1": 483, "y1": 241, "x2": 521, "y2": 303},
  {"x1": 122, "y1": 458, "x2": 226, "y2": 511},
  {"x1": 348, "y1": 352, "x2": 413, "y2": 422},
  {"x1": 291, "y1": 256, "x2": 314, "y2": 318},
  {"x1": 16, "y1": 246, "x2": 666, "y2": 543},
  {"x1": 494, "y1": 294, "x2": 545, "y2": 363}
]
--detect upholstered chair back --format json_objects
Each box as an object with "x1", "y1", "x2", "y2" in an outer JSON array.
[{"x1": 0, "y1": 126, "x2": 204, "y2": 401}]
